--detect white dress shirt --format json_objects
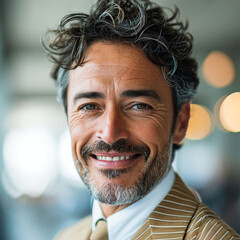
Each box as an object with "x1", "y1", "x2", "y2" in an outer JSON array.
[{"x1": 92, "y1": 168, "x2": 175, "y2": 240}]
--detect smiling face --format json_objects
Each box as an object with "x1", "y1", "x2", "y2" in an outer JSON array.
[{"x1": 67, "y1": 42, "x2": 189, "y2": 214}]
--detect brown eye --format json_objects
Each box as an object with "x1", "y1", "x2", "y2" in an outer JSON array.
[
  {"x1": 132, "y1": 103, "x2": 152, "y2": 110},
  {"x1": 80, "y1": 104, "x2": 99, "y2": 111}
]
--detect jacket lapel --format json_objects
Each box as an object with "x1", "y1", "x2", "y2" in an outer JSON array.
[
  {"x1": 131, "y1": 173, "x2": 199, "y2": 240},
  {"x1": 54, "y1": 216, "x2": 92, "y2": 240}
]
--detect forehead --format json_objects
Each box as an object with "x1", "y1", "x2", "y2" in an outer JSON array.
[
  {"x1": 68, "y1": 41, "x2": 172, "y2": 98},
  {"x1": 82, "y1": 41, "x2": 154, "y2": 67}
]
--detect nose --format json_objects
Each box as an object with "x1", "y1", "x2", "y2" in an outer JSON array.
[{"x1": 96, "y1": 106, "x2": 129, "y2": 145}]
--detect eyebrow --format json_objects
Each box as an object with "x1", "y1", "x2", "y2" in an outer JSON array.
[
  {"x1": 120, "y1": 89, "x2": 161, "y2": 102},
  {"x1": 73, "y1": 89, "x2": 161, "y2": 105},
  {"x1": 73, "y1": 91, "x2": 105, "y2": 105}
]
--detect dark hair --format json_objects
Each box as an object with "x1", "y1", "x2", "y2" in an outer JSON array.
[{"x1": 42, "y1": 0, "x2": 199, "y2": 117}]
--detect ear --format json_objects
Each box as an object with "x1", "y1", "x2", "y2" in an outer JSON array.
[{"x1": 173, "y1": 101, "x2": 190, "y2": 144}]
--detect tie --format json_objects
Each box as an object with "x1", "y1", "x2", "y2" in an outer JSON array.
[{"x1": 90, "y1": 219, "x2": 108, "y2": 240}]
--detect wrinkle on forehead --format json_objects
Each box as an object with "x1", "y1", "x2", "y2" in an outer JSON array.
[
  {"x1": 70, "y1": 64, "x2": 163, "y2": 81},
  {"x1": 68, "y1": 41, "x2": 173, "y2": 103},
  {"x1": 70, "y1": 41, "x2": 167, "y2": 85}
]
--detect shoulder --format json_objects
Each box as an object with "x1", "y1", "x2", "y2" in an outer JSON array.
[
  {"x1": 54, "y1": 215, "x2": 92, "y2": 240},
  {"x1": 186, "y1": 203, "x2": 240, "y2": 239}
]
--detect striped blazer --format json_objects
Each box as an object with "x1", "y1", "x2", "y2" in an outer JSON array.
[{"x1": 55, "y1": 173, "x2": 240, "y2": 240}]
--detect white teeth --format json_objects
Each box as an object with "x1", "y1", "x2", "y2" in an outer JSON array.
[
  {"x1": 95, "y1": 155, "x2": 134, "y2": 161},
  {"x1": 113, "y1": 156, "x2": 120, "y2": 161}
]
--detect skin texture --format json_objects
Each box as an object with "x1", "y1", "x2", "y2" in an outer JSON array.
[{"x1": 67, "y1": 41, "x2": 190, "y2": 217}]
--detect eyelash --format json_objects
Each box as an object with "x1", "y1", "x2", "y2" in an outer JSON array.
[
  {"x1": 131, "y1": 103, "x2": 152, "y2": 110},
  {"x1": 79, "y1": 103, "x2": 100, "y2": 111},
  {"x1": 78, "y1": 102, "x2": 153, "y2": 112}
]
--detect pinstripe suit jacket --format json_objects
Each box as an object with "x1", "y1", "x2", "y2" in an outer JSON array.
[{"x1": 55, "y1": 173, "x2": 240, "y2": 240}]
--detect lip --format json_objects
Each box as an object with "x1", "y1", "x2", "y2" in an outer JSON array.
[{"x1": 90, "y1": 153, "x2": 141, "y2": 168}]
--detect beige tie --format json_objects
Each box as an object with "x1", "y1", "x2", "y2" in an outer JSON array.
[{"x1": 90, "y1": 219, "x2": 108, "y2": 240}]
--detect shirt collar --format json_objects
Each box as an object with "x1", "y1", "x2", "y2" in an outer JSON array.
[{"x1": 92, "y1": 168, "x2": 175, "y2": 240}]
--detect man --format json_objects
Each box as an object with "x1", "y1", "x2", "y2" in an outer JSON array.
[{"x1": 43, "y1": 0, "x2": 240, "y2": 239}]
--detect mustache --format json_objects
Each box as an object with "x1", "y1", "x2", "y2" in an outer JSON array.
[{"x1": 81, "y1": 139, "x2": 150, "y2": 161}]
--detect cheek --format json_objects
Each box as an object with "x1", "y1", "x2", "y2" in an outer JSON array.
[
  {"x1": 135, "y1": 109, "x2": 173, "y2": 144},
  {"x1": 68, "y1": 113, "x2": 95, "y2": 159},
  {"x1": 152, "y1": 113, "x2": 172, "y2": 138},
  {"x1": 69, "y1": 128, "x2": 81, "y2": 161},
  {"x1": 69, "y1": 110, "x2": 98, "y2": 135},
  {"x1": 68, "y1": 110, "x2": 88, "y2": 130}
]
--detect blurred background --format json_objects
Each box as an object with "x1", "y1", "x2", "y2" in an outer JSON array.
[{"x1": 0, "y1": 0, "x2": 239, "y2": 239}]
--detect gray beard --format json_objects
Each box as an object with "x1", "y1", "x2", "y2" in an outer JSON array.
[{"x1": 76, "y1": 143, "x2": 172, "y2": 206}]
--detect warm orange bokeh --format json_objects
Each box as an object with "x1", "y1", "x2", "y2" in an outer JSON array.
[
  {"x1": 202, "y1": 51, "x2": 235, "y2": 88},
  {"x1": 186, "y1": 104, "x2": 214, "y2": 140},
  {"x1": 219, "y1": 92, "x2": 240, "y2": 132}
]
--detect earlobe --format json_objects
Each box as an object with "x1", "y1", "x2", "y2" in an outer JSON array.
[{"x1": 173, "y1": 101, "x2": 190, "y2": 144}]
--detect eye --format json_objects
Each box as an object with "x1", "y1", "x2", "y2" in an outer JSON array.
[
  {"x1": 132, "y1": 103, "x2": 152, "y2": 110},
  {"x1": 80, "y1": 104, "x2": 100, "y2": 111}
]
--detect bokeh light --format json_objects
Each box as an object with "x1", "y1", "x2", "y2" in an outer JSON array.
[
  {"x1": 219, "y1": 92, "x2": 240, "y2": 132},
  {"x1": 3, "y1": 126, "x2": 57, "y2": 198},
  {"x1": 202, "y1": 51, "x2": 235, "y2": 88},
  {"x1": 186, "y1": 104, "x2": 214, "y2": 140},
  {"x1": 214, "y1": 96, "x2": 228, "y2": 132}
]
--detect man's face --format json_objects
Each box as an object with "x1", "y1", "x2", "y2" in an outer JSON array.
[{"x1": 67, "y1": 42, "x2": 186, "y2": 205}]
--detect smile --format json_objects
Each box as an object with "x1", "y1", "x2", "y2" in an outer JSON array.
[{"x1": 91, "y1": 154, "x2": 140, "y2": 161}]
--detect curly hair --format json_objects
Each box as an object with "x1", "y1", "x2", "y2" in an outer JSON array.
[{"x1": 42, "y1": 0, "x2": 199, "y2": 117}]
